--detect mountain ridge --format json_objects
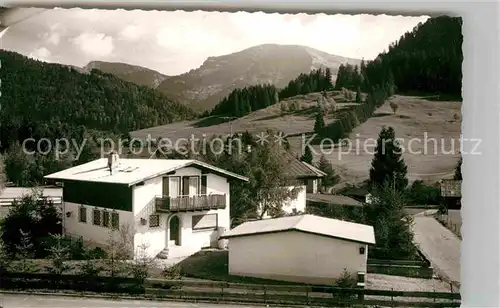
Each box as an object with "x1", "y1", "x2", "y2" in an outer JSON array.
[
  {"x1": 82, "y1": 60, "x2": 170, "y2": 88},
  {"x1": 155, "y1": 44, "x2": 361, "y2": 112},
  {"x1": 81, "y1": 44, "x2": 361, "y2": 112}
]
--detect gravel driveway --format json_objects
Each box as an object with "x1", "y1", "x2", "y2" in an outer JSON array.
[{"x1": 411, "y1": 215, "x2": 461, "y2": 287}]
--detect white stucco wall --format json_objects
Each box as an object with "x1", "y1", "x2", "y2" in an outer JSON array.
[
  {"x1": 133, "y1": 166, "x2": 231, "y2": 259},
  {"x1": 62, "y1": 201, "x2": 133, "y2": 248},
  {"x1": 227, "y1": 230, "x2": 368, "y2": 285}
]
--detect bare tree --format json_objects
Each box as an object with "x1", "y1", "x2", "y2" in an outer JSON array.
[
  {"x1": 104, "y1": 224, "x2": 133, "y2": 277},
  {"x1": 390, "y1": 102, "x2": 399, "y2": 114},
  {"x1": 131, "y1": 242, "x2": 155, "y2": 281}
]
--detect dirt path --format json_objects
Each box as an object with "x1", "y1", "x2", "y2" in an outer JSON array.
[{"x1": 411, "y1": 215, "x2": 461, "y2": 287}]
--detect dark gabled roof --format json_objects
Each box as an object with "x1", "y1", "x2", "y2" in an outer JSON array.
[
  {"x1": 282, "y1": 151, "x2": 325, "y2": 179},
  {"x1": 306, "y1": 193, "x2": 363, "y2": 207}
]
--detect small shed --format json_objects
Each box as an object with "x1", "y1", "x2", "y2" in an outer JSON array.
[
  {"x1": 220, "y1": 214, "x2": 375, "y2": 285},
  {"x1": 440, "y1": 179, "x2": 462, "y2": 209}
]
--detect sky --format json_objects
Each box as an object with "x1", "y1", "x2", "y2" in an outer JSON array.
[{"x1": 1, "y1": 8, "x2": 429, "y2": 76}]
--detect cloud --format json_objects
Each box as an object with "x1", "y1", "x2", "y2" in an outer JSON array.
[
  {"x1": 71, "y1": 32, "x2": 114, "y2": 57},
  {"x1": 28, "y1": 47, "x2": 51, "y2": 62},
  {"x1": 1, "y1": 8, "x2": 430, "y2": 75},
  {"x1": 119, "y1": 25, "x2": 145, "y2": 40}
]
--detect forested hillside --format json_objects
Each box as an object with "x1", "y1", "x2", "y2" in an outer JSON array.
[
  {"x1": 0, "y1": 50, "x2": 196, "y2": 186},
  {"x1": 0, "y1": 50, "x2": 195, "y2": 151},
  {"x1": 207, "y1": 68, "x2": 334, "y2": 118},
  {"x1": 208, "y1": 84, "x2": 279, "y2": 118},
  {"x1": 278, "y1": 68, "x2": 333, "y2": 100},
  {"x1": 336, "y1": 16, "x2": 463, "y2": 99}
]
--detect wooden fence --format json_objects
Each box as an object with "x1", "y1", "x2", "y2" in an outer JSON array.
[
  {"x1": 367, "y1": 249, "x2": 434, "y2": 279},
  {"x1": 0, "y1": 271, "x2": 461, "y2": 307}
]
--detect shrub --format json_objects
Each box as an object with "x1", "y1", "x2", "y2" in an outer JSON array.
[
  {"x1": 332, "y1": 268, "x2": 358, "y2": 300},
  {"x1": 11, "y1": 229, "x2": 39, "y2": 273},
  {"x1": 45, "y1": 234, "x2": 72, "y2": 275},
  {"x1": 288, "y1": 102, "x2": 299, "y2": 112},
  {"x1": 0, "y1": 191, "x2": 62, "y2": 258},
  {"x1": 0, "y1": 231, "x2": 10, "y2": 273},
  {"x1": 40, "y1": 235, "x2": 87, "y2": 260},
  {"x1": 162, "y1": 263, "x2": 182, "y2": 279},
  {"x1": 406, "y1": 180, "x2": 442, "y2": 205},
  {"x1": 438, "y1": 202, "x2": 448, "y2": 215},
  {"x1": 79, "y1": 249, "x2": 105, "y2": 277}
]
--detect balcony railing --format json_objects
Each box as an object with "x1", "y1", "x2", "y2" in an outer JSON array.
[{"x1": 155, "y1": 194, "x2": 227, "y2": 212}]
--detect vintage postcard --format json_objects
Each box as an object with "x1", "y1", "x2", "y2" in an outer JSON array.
[{"x1": 0, "y1": 7, "x2": 462, "y2": 307}]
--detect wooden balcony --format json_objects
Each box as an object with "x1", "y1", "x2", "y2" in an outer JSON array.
[{"x1": 155, "y1": 194, "x2": 227, "y2": 213}]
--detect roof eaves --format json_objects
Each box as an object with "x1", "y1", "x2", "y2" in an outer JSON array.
[
  {"x1": 301, "y1": 161, "x2": 327, "y2": 177},
  {"x1": 220, "y1": 227, "x2": 375, "y2": 245},
  {"x1": 127, "y1": 160, "x2": 194, "y2": 187},
  {"x1": 127, "y1": 159, "x2": 249, "y2": 187},
  {"x1": 190, "y1": 160, "x2": 249, "y2": 182}
]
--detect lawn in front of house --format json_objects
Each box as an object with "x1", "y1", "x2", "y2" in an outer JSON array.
[{"x1": 176, "y1": 249, "x2": 305, "y2": 285}]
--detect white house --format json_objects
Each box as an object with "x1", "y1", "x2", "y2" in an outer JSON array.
[
  {"x1": 220, "y1": 214, "x2": 375, "y2": 285},
  {"x1": 44, "y1": 155, "x2": 248, "y2": 260},
  {"x1": 258, "y1": 153, "x2": 326, "y2": 219}
]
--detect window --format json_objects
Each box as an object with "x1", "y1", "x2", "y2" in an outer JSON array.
[
  {"x1": 181, "y1": 176, "x2": 200, "y2": 196},
  {"x1": 359, "y1": 246, "x2": 365, "y2": 255},
  {"x1": 169, "y1": 177, "x2": 181, "y2": 198},
  {"x1": 182, "y1": 176, "x2": 190, "y2": 196},
  {"x1": 111, "y1": 212, "x2": 119, "y2": 230},
  {"x1": 93, "y1": 209, "x2": 101, "y2": 226},
  {"x1": 192, "y1": 213, "x2": 218, "y2": 231},
  {"x1": 149, "y1": 214, "x2": 160, "y2": 228},
  {"x1": 102, "y1": 210, "x2": 110, "y2": 228},
  {"x1": 200, "y1": 175, "x2": 207, "y2": 195},
  {"x1": 79, "y1": 206, "x2": 87, "y2": 223}
]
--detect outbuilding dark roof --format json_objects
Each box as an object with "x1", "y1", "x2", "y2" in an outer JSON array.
[{"x1": 282, "y1": 151, "x2": 325, "y2": 179}]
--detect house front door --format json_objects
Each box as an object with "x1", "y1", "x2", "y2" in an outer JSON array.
[{"x1": 169, "y1": 215, "x2": 180, "y2": 246}]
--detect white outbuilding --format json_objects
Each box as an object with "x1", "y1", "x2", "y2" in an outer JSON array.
[{"x1": 220, "y1": 214, "x2": 375, "y2": 285}]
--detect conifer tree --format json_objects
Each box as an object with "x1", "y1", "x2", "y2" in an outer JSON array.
[
  {"x1": 325, "y1": 67, "x2": 333, "y2": 89},
  {"x1": 317, "y1": 155, "x2": 340, "y2": 190},
  {"x1": 314, "y1": 111, "x2": 325, "y2": 135},
  {"x1": 355, "y1": 87, "x2": 362, "y2": 104},
  {"x1": 369, "y1": 126, "x2": 408, "y2": 191},
  {"x1": 300, "y1": 146, "x2": 313, "y2": 164}
]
